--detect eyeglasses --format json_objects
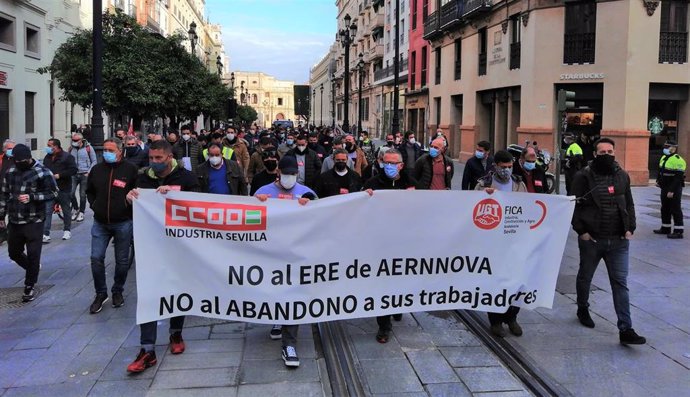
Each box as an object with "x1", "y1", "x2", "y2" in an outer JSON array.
[{"x1": 382, "y1": 161, "x2": 401, "y2": 166}]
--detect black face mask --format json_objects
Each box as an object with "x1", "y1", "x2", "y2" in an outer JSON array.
[
  {"x1": 345, "y1": 142, "x2": 354, "y2": 152},
  {"x1": 334, "y1": 161, "x2": 347, "y2": 172},
  {"x1": 308, "y1": 142, "x2": 318, "y2": 149},
  {"x1": 592, "y1": 154, "x2": 615, "y2": 174},
  {"x1": 124, "y1": 146, "x2": 139, "y2": 157},
  {"x1": 15, "y1": 160, "x2": 32, "y2": 171},
  {"x1": 386, "y1": 140, "x2": 394, "y2": 147},
  {"x1": 263, "y1": 160, "x2": 278, "y2": 171}
]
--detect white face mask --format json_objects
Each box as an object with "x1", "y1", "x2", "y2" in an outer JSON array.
[
  {"x1": 182, "y1": 134, "x2": 191, "y2": 141},
  {"x1": 209, "y1": 156, "x2": 222, "y2": 166},
  {"x1": 297, "y1": 145, "x2": 307, "y2": 152},
  {"x1": 408, "y1": 138, "x2": 416, "y2": 144},
  {"x1": 280, "y1": 174, "x2": 297, "y2": 190},
  {"x1": 226, "y1": 133, "x2": 235, "y2": 141}
]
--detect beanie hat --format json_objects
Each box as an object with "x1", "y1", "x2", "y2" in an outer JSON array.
[{"x1": 12, "y1": 144, "x2": 32, "y2": 161}]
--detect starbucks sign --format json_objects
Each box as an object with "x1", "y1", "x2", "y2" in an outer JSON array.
[{"x1": 648, "y1": 116, "x2": 664, "y2": 135}]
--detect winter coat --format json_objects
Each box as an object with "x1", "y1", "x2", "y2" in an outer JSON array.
[{"x1": 414, "y1": 153, "x2": 454, "y2": 190}]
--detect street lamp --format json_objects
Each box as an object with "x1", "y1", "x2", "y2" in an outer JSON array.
[
  {"x1": 230, "y1": 72, "x2": 235, "y2": 97},
  {"x1": 331, "y1": 73, "x2": 336, "y2": 129},
  {"x1": 392, "y1": 0, "x2": 400, "y2": 135},
  {"x1": 216, "y1": 56, "x2": 223, "y2": 76},
  {"x1": 240, "y1": 81, "x2": 245, "y2": 105},
  {"x1": 188, "y1": 21, "x2": 198, "y2": 56},
  {"x1": 357, "y1": 53, "x2": 365, "y2": 134},
  {"x1": 319, "y1": 83, "x2": 324, "y2": 127},
  {"x1": 338, "y1": 13, "x2": 357, "y2": 133},
  {"x1": 312, "y1": 89, "x2": 316, "y2": 128}
]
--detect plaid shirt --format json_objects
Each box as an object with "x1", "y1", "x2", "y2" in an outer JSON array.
[{"x1": 0, "y1": 161, "x2": 58, "y2": 224}]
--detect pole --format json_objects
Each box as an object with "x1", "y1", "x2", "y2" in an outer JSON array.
[
  {"x1": 343, "y1": 43, "x2": 350, "y2": 133},
  {"x1": 392, "y1": 0, "x2": 400, "y2": 135},
  {"x1": 358, "y1": 66, "x2": 363, "y2": 133},
  {"x1": 331, "y1": 76, "x2": 336, "y2": 129},
  {"x1": 91, "y1": 0, "x2": 104, "y2": 150},
  {"x1": 320, "y1": 87, "x2": 324, "y2": 127}
]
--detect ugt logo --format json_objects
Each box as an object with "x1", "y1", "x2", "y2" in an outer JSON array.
[
  {"x1": 473, "y1": 198, "x2": 502, "y2": 230},
  {"x1": 165, "y1": 199, "x2": 266, "y2": 231}
]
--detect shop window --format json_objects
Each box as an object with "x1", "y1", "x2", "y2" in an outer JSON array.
[
  {"x1": 0, "y1": 13, "x2": 16, "y2": 52},
  {"x1": 563, "y1": 2, "x2": 596, "y2": 64},
  {"x1": 659, "y1": 0, "x2": 688, "y2": 63},
  {"x1": 25, "y1": 23, "x2": 40, "y2": 59}
]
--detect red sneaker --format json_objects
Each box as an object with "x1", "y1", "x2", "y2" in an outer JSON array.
[
  {"x1": 170, "y1": 332, "x2": 185, "y2": 354},
  {"x1": 127, "y1": 349, "x2": 157, "y2": 373}
]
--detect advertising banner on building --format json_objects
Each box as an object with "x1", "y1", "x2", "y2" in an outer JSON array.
[{"x1": 133, "y1": 189, "x2": 574, "y2": 325}]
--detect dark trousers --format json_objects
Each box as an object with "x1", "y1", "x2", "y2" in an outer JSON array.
[
  {"x1": 377, "y1": 315, "x2": 392, "y2": 332},
  {"x1": 71, "y1": 174, "x2": 89, "y2": 213},
  {"x1": 140, "y1": 316, "x2": 185, "y2": 351},
  {"x1": 8, "y1": 221, "x2": 45, "y2": 287},
  {"x1": 44, "y1": 190, "x2": 72, "y2": 235},
  {"x1": 488, "y1": 306, "x2": 520, "y2": 326},
  {"x1": 282, "y1": 325, "x2": 299, "y2": 347},
  {"x1": 661, "y1": 188, "x2": 684, "y2": 230}
]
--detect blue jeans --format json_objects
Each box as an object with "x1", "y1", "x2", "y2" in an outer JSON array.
[
  {"x1": 71, "y1": 174, "x2": 89, "y2": 213},
  {"x1": 43, "y1": 190, "x2": 72, "y2": 236},
  {"x1": 576, "y1": 238, "x2": 632, "y2": 331},
  {"x1": 90, "y1": 220, "x2": 133, "y2": 295}
]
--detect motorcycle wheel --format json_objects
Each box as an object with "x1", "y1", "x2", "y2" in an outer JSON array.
[{"x1": 546, "y1": 174, "x2": 556, "y2": 194}]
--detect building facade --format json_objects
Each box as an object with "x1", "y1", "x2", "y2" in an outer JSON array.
[
  {"x1": 406, "y1": 0, "x2": 430, "y2": 141},
  {"x1": 425, "y1": 0, "x2": 689, "y2": 185},
  {"x1": 231, "y1": 71, "x2": 296, "y2": 128},
  {"x1": 310, "y1": 49, "x2": 336, "y2": 128}
]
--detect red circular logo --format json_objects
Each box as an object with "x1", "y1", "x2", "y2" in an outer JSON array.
[{"x1": 473, "y1": 198, "x2": 503, "y2": 230}]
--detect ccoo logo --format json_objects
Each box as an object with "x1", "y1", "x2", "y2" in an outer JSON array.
[
  {"x1": 165, "y1": 199, "x2": 267, "y2": 231},
  {"x1": 473, "y1": 198, "x2": 502, "y2": 230}
]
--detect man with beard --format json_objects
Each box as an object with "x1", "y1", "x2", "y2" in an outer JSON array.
[
  {"x1": 307, "y1": 133, "x2": 327, "y2": 160},
  {"x1": 286, "y1": 134, "x2": 322, "y2": 190},
  {"x1": 223, "y1": 126, "x2": 250, "y2": 176},
  {"x1": 315, "y1": 149, "x2": 363, "y2": 198},
  {"x1": 250, "y1": 149, "x2": 280, "y2": 195},
  {"x1": 343, "y1": 134, "x2": 368, "y2": 177}
]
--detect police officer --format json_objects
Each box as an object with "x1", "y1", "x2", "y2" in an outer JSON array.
[
  {"x1": 563, "y1": 132, "x2": 584, "y2": 195},
  {"x1": 653, "y1": 140, "x2": 686, "y2": 239}
]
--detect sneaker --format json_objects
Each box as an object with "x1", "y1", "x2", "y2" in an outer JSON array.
[
  {"x1": 89, "y1": 293, "x2": 109, "y2": 314},
  {"x1": 490, "y1": 324, "x2": 506, "y2": 338},
  {"x1": 71, "y1": 212, "x2": 78, "y2": 221},
  {"x1": 62, "y1": 231, "x2": 71, "y2": 240},
  {"x1": 653, "y1": 227, "x2": 671, "y2": 235},
  {"x1": 392, "y1": 313, "x2": 403, "y2": 321},
  {"x1": 269, "y1": 325, "x2": 282, "y2": 340},
  {"x1": 577, "y1": 308, "x2": 595, "y2": 328},
  {"x1": 507, "y1": 320, "x2": 523, "y2": 336},
  {"x1": 375, "y1": 328, "x2": 390, "y2": 343},
  {"x1": 76, "y1": 212, "x2": 85, "y2": 222},
  {"x1": 169, "y1": 332, "x2": 185, "y2": 354},
  {"x1": 282, "y1": 345, "x2": 300, "y2": 367},
  {"x1": 620, "y1": 329, "x2": 646, "y2": 345},
  {"x1": 667, "y1": 232, "x2": 683, "y2": 239},
  {"x1": 112, "y1": 292, "x2": 124, "y2": 308},
  {"x1": 42, "y1": 235, "x2": 51, "y2": 244},
  {"x1": 22, "y1": 286, "x2": 36, "y2": 302},
  {"x1": 127, "y1": 348, "x2": 157, "y2": 373}
]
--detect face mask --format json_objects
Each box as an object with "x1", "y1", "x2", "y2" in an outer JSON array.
[
  {"x1": 496, "y1": 167, "x2": 512, "y2": 181},
  {"x1": 387, "y1": 140, "x2": 394, "y2": 147},
  {"x1": 226, "y1": 133, "x2": 235, "y2": 141},
  {"x1": 264, "y1": 159, "x2": 278, "y2": 171},
  {"x1": 297, "y1": 145, "x2": 307, "y2": 153},
  {"x1": 182, "y1": 134, "x2": 191, "y2": 141},
  {"x1": 522, "y1": 161, "x2": 536, "y2": 171},
  {"x1": 286, "y1": 139, "x2": 294, "y2": 146},
  {"x1": 308, "y1": 142, "x2": 318, "y2": 149},
  {"x1": 437, "y1": 132, "x2": 443, "y2": 137},
  {"x1": 429, "y1": 148, "x2": 440, "y2": 158},
  {"x1": 378, "y1": 161, "x2": 384, "y2": 169},
  {"x1": 475, "y1": 150, "x2": 485, "y2": 159},
  {"x1": 345, "y1": 142, "x2": 354, "y2": 151},
  {"x1": 209, "y1": 156, "x2": 222, "y2": 166},
  {"x1": 44, "y1": 147, "x2": 54, "y2": 155},
  {"x1": 384, "y1": 163, "x2": 399, "y2": 179},
  {"x1": 71, "y1": 141, "x2": 81, "y2": 148},
  {"x1": 150, "y1": 161, "x2": 168, "y2": 174},
  {"x1": 408, "y1": 138, "x2": 416, "y2": 144},
  {"x1": 663, "y1": 148, "x2": 671, "y2": 156},
  {"x1": 125, "y1": 146, "x2": 138, "y2": 157},
  {"x1": 16, "y1": 161, "x2": 32, "y2": 171},
  {"x1": 103, "y1": 152, "x2": 117, "y2": 163},
  {"x1": 280, "y1": 174, "x2": 297, "y2": 190},
  {"x1": 593, "y1": 154, "x2": 615, "y2": 173},
  {"x1": 5, "y1": 149, "x2": 12, "y2": 157},
  {"x1": 334, "y1": 161, "x2": 347, "y2": 172}
]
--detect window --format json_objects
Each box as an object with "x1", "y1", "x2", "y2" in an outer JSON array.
[
  {"x1": 401, "y1": 19, "x2": 405, "y2": 44},
  {"x1": 510, "y1": 15, "x2": 521, "y2": 70},
  {"x1": 25, "y1": 23, "x2": 40, "y2": 59},
  {"x1": 412, "y1": 0, "x2": 418, "y2": 30},
  {"x1": 252, "y1": 94, "x2": 258, "y2": 104},
  {"x1": 410, "y1": 51, "x2": 417, "y2": 90},
  {"x1": 278, "y1": 98, "x2": 283, "y2": 106},
  {"x1": 363, "y1": 98, "x2": 370, "y2": 121},
  {"x1": 478, "y1": 28, "x2": 487, "y2": 76},
  {"x1": 659, "y1": 0, "x2": 688, "y2": 63},
  {"x1": 434, "y1": 97, "x2": 441, "y2": 126},
  {"x1": 0, "y1": 13, "x2": 16, "y2": 52},
  {"x1": 25, "y1": 92, "x2": 35, "y2": 135},
  {"x1": 564, "y1": 2, "x2": 596, "y2": 64},
  {"x1": 434, "y1": 47, "x2": 441, "y2": 84},
  {"x1": 421, "y1": 46, "x2": 428, "y2": 87},
  {"x1": 454, "y1": 39, "x2": 461, "y2": 80},
  {"x1": 423, "y1": 0, "x2": 429, "y2": 22},
  {"x1": 337, "y1": 103, "x2": 343, "y2": 120}
]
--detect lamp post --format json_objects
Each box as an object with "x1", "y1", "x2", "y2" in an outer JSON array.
[
  {"x1": 91, "y1": 0, "x2": 104, "y2": 149},
  {"x1": 240, "y1": 81, "x2": 245, "y2": 105},
  {"x1": 339, "y1": 14, "x2": 357, "y2": 133},
  {"x1": 230, "y1": 72, "x2": 235, "y2": 97},
  {"x1": 357, "y1": 53, "x2": 365, "y2": 134},
  {"x1": 392, "y1": 0, "x2": 400, "y2": 135},
  {"x1": 331, "y1": 73, "x2": 336, "y2": 129},
  {"x1": 312, "y1": 89, "x2": 316, "y2": 128},
  {"x1": 188, "y1": 21, "x2": 198, "y2": 57},
  {"x1": 216, "y1": 56, "x2": 223, "y2": 75},
  {"x1": 319, "y1": 83, "x2": 324, "y2": 127}
]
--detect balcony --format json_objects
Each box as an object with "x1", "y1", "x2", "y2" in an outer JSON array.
[
  {"x1": 371, "y1": 12, "x2": 384, "y2": 38},
  {"x1": 146, "y1": 16, "x2": 161, "y2": 34},
  {"x1": 440, "y1": 0, "x2": 463, "y2": 30},
  {"x1": 423, "y1": 10, "x2": 441, "y2": 40},
  {"x1": 659, "y1": 31, "x2": 688, "y2": 64},
  {"x1": 365, "y1": 43, "x2": 384, "y2": 62},
  {"x1": 564, "y1": 32, "x2": 595, "y2": 64},
  {"x1": 373, "y1": 58, "x2": 409, "y2": 83},
  {"x1": 463, "y1": 0, "x2": 493, "y2": 18}
]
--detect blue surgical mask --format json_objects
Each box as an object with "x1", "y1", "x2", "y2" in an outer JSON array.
[
  {"x1": 429, "y1": 148, "x2": 440, "y2": 158},
  {"x1": 150, "y1": 161, "x2": 167, "y2": 174},
  {"x1": 383, "y1": 163, "x2": 399, "y2": 179},
  {"x1": 44, "y1": 147, "x2": 54, "y2": 155},
  {"x1": 522, "y1": 161, "x2": 536, "y2": 171},
  {"x1": 103, "y1": 152, "x2": 117, "y2": 164},
  {"x1": 663, "y1": 148, "x2": 671, "y2": 156},
  {"x1": 286, "y1": 139, "x2": 294, "y2": 146},
  {"x1": 475, "y1": 150, "x2": 485, "y2": 159},
  {"x1": 5, "y1": 149, "x2": 12, "y2": 157}
]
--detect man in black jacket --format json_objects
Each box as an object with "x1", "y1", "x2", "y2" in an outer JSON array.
[
  {"x1": 512, "y1": 147, "x2": 548, "y2": 193},
  {"x1": 42, "y1": 138, "x2": 78, "y2": 242},
  {"x1": 571, "y1": 137, "x2": 645, "y2": 346},
  {"x1": 125, "y1": 140, "x2": 199, "y2": 374},
  {"x1": 123, "y1": 136, "x2": 149, "y2": 169},
  {"x1": 197, "y1": 143, "x2": 248, "y2": 195},
  {"x1": 414, "y1": 137, "x2": 454, "y2": 190},
  {"x1": 287, "y1": 134, "x2": 322, "y2": 190},
  {"x1": 314, "y1": 149, "x2": 363, "y2": 198},
  {"x1": 85, "y1": 138, "x2": 139, "y2": 314},
  {"x1": 461, "y1": 140, "x2": 494, "y2": 190}
]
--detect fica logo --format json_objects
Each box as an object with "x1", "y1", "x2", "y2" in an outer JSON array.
[
  {"x1": 165, "y1": 199, "x2": 266, "y2": 231},
  {"x1": 473, "y1": 198, "x2": 502, "y2": 230}
]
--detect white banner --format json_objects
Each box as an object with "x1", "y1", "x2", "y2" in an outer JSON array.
[{"x1": 133, "y1": 189, "x2": 574, "y2": 325}]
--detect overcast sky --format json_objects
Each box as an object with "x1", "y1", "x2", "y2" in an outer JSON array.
[{"x1": 206, "y1": 0, "x2": 337, "y2": 83}]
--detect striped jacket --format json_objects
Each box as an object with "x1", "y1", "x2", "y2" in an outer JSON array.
[{"x1": 0, "y1": 161, "x2": 58, "y2": 224}]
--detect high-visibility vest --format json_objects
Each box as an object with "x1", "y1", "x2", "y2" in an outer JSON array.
[
  {"x1": 660, "y1": 154, "x2": 686, "y2": 172},
  {"x1": 202, "y1": 147, "x2": 234, "y2": 161},
  {"x1": 566, "y1": 142, "x2": 583, "y2": 157}
]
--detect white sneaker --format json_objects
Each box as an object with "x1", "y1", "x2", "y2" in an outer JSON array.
[
  {"x1": 62, "y1": 231, "x2": 71, "y2": 240},
  {"x1": 42, "y1": 235, "x2": 51, "y2": 244},
  {"x1": 76, "y1": 212, "x2": 84, "y2": 222},
  {"x1": 71, "y1": 212, "x2": 78, "y2": 221}
]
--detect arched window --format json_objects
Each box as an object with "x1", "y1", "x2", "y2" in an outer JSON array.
[{"x1": 252, "y1": 94, "x2": 258, "y2": 104}]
